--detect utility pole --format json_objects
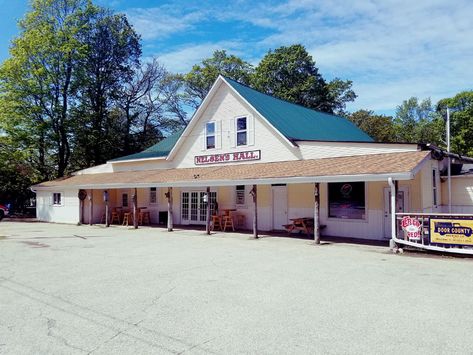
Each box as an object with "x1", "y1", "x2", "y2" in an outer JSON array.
[{"x1": 447, "y1": 107, "x2": 452, "y2": 213}]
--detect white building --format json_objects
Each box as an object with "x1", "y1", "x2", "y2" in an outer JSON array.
[{"x1": 32, "y1": 76, "x2": 471, "y2": 241}]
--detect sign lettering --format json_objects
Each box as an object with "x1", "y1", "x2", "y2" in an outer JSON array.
[
  {"x1": 195, "y1": 150, "x2": 261, "y2": 165},
  {"x1": 401, "y1": 216, "x2": 422, "y2": 240},
  {"x1": 430, "y1": 218, "x2": 473, "y2": 246}
]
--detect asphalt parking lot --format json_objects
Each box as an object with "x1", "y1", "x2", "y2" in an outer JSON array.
[{"x1": 1, "y1": 221, "x2": 473, "y2": 354}]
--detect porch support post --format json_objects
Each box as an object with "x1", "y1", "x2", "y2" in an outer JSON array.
[
  {"x1": 105, "y1": 196, "x2": 109, "y2": 227},
  {"x1": 88, "y1": 190, "x2": 93, "y2": 225},
  {"x1": 167, "y1": 187, "x2": 173, "y2": 232},
  {"x1": 314, "y1": 182, "x2": 321, "y2": 245},
  {"x1": 133, "y1": 188, "x2": 138, "y2": 229},
  {"x1": 251, "y1": 185, "x2": 258, "y2": 239},
  {"x1": 206, "y1": 186, "x2": 211, "y2": 235},
  {"x1": 388, "y1": 177, "x2": 397, "y2": 248}
]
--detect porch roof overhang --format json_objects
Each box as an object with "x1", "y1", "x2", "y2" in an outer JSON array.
[{"x1": 32, "y1": 151, "x2": 430, "y2": 191}]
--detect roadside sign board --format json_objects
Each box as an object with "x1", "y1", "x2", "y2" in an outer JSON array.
[{"x1": 430, "y1": 218, "x2": 473, "y2": 245}]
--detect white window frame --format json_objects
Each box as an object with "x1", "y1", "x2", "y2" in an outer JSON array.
[
  {"x1": 235, "y1": 185, "x2": 246, "y2": 206},
  {"x1": 150, "y1": 187, "x2": 157, "y2": 204},
  {"x1": 206, "y1": 121, "x2": 216, "y2": 150},
  {"x1": 236, "y1": 116, "x2": 248, "y2": 147},
  {"x1": 432, "y1": 169, "x2": 439, "y2": 207},
  {"x1": 122, "y1": 193, "x2": 129, "y2": 208},
  {"x1": 52, "y1": 192, "x2": 62, "y2": 206}
]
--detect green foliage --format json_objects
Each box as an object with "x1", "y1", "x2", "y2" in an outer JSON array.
[
  {"x1": 437, "y1": 91, "x2": 473, "y2": 156},
  {"x1": 393, "y1": 97, "x2": 444, "y2": 144},
  {"x1": 348, "y1": 110, "x2": 396, "y2": 142},
  {"x1": 252, "y1": 44, "x2": 356, "y2": 114},
  {"x1": 183, "y1": 50, "x2": 254, "y2": 108}
]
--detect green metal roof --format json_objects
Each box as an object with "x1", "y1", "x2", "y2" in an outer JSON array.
[
  {"x1": 225, "y1": 78, "x2": 373, "y2": 142},
  {"x1": 109, "y1": 129, "x2": 184, "y2": 162}
]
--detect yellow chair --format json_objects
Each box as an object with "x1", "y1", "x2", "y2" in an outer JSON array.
[
  {"x1": 210, "y1": 215, "x2": 222, "y2": 231},
  {"x1": 222, "y1": 215, "x2": 235, "y2": 232}
]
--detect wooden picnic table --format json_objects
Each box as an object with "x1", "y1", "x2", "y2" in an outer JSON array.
[{"x1": 283, "y1": 217, "x2": 325, "y2": 238}]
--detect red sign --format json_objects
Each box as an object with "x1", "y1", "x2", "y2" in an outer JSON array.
[
  {"x1": 401, "y1": 216, "x2": 422, "y2": 240},
  {"x1": 195, "y1": 150, "x2": 261, "y2": 165}
]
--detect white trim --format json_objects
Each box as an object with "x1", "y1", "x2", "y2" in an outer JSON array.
[
  {"x1": 34, "y1": 172, "x2": 415, "y2": 191},
  {"x1": 167, "y1": 76, "x2": 297, "y2": 161},
  {"x1": 109, "y1": 156, "x2": 167, "y2": 164},
  {"x1": 167, "y1": 78, "x2": 225, "y2": 160}
]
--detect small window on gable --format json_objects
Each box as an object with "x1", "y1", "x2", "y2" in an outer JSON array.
[
  {"x1": 53, "y1": 193, "x2": 62, "y2": 206},
  {"x1": 236, "y1": 117, "x2": 247, "y2": 146},
  {"x1": 150, "y1": 187, "x2": 157, "y2": 204},
  {"x1": 122, "y1": 193, "x2": 128, "y2": 207},
  {"x1": 206, "y1": 122, "x2": 215, "y2": 149},
  {"x1": 236, "y1": 185, "x2": 245, "y2": 205}
]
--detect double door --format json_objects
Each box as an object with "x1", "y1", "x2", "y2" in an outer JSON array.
[{"x1": 181, "y1": 191, "x2": 217, "y2": 225}]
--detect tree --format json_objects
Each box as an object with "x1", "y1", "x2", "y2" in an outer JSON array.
[
  {"x1": 182, "y1": 50, "x2": 254, "y2": 108},
  {"x1": 0, "y1": 0, "x2": 96, "y2": 178},
  {"x1": 72, "y1": 7, "x2": 141, "y2": 167},
  {"x1": 437, "y1": 91, "x2": 473, "y2": 156},
  {"x1": 393, "y1": 97, "x2": 443, "y2": 144},
  {"x1": 348, "y1": 110, "x2": 396, "y2": 142},
  {"x1": 252, "y1": 44, "x2": 356, "y2": 114}
]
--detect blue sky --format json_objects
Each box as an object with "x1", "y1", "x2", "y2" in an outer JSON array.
[{"x1": 1, "y1": 0, "x2": 472, "y2": 115}]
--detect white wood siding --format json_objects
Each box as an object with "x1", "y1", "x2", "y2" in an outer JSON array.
[
  {"x1": 36, "y1": 189, "x2": 80, "y2": 223},
  {"x1": 297, "y1": 141, "x2": 418, "y2": 160},
  {"x1": 172, "y1": 82, "x2": 299, "y2": 168}
]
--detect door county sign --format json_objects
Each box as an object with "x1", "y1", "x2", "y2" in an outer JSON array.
[
  {"x1": 430, "y1": 218, "x2": 473, "y2": 245},
  {"x1": 194, "y1": 150, "x2": 261, "y2": 165}
]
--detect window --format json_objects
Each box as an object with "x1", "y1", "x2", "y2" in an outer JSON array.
[
  {"x1": 236, "y1": 117, "x2": 247, "y2": 146},
  {"x1": 236, "y1": 185, "x2": 245, "y2": 205},
  {"x1": 53, "y1": 193, "x2": 61, "y2": 206},
  {"x1": 206, "y1": 122, "x2": 215, "y2": 149},
  {"x1": 328, "y1": 182, "x2": 365, "y2": 219},
  {"x1": 150, "y1": 187, "x2": 157, "y2": 204},
  {"x1": 122, "y1": 193, "x2": 128, "y2": 207},
  {"x1": 432, "y1": 169, "x2": 437, "y2": 206}
]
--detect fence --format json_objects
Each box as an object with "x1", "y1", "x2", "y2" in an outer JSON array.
[{"x1": 394, "y1": 212, "x2": 473, "y2": 255}]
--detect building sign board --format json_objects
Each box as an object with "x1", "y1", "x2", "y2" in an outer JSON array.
[
  {"x1": 430, "y1": 218, "x2": 473, "y2": 245},
  {"x1": 194, "y1": 150, "x2": 261, "y2": 165},
  {"x1": 401, "y1": 216, "x2": 422, "y2": 240}
]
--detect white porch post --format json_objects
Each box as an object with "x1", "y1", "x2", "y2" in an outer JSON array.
[
  {"x1": 314, "y1": 182, "x2": 321, "y2": 245},
  {"x1": 167, "y1": 187, "x2": 173, "y2": 232},
  {"x1": 88, "y1": 190, "x2": 93, "y2": 225},
  {"x1": 206, "y1": 186, "x2": 211, "y2": 235},
  {"x1": 133, "y1": 188, "x2": 138, "y2": 229},
  {"x1": 251, "y1": 185, "x2": 258, "y2": 239},
  {"x1": 388, "y1": 178, "x2": 397, "y2": 247}
]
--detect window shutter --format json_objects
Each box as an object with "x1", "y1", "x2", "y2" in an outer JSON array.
[
  {"x1": 248, "y1": 115, "x2": 255, "y2": 146},
  {"x1": 215, "y1": 121, "x2": 222, "y2": 149},
  {"x1": 230, "y1": 118, "x2": 236, "y2": 148}
]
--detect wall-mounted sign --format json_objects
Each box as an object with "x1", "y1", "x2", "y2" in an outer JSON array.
[
  {"x1": 401, "y1": 216, "x2": 422, "y2": 240},
  {"x1": 430, "y1": 218, "x2": 473, "y2": 245},
  {"x1": 195, "y1": 150, "x2": 261, "y2": 165}
]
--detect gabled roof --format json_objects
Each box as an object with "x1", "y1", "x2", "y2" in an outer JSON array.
[
  {"x1": 225, "y1": 78, "x2": 373, "y2": 142},
  {"x1": 109, "y1": 129, "x2": 184, "y2": 163}
]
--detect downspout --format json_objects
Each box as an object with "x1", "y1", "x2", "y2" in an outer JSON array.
[{"x1": 388, "y1": 177, "x2": 398, "y2": 249}]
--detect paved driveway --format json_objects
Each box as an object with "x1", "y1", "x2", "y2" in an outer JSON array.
[{"x1": 1, "y1": 221, "x2": 473, "y2": 354}]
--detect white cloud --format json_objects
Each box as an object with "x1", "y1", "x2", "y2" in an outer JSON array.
[{"x1": 125, "y1": 5, "x2": 205, "y2": 40}]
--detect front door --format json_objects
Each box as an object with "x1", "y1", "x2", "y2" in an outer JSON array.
[
  {"x1": 272, "y1": 185, "x2": 288, "y2": 230},
  {"x1": 181, "y1": 191, "x2": 217, "y2": 225},
  {"x1": 383, "y1": 187, "x2": 408, "y2": 238}
]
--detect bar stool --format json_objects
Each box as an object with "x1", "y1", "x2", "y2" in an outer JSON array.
[
  {"x1": 235, "y1": 214, "x2": 246, "y2": 229},
  {"x1": 210, "y1": 215, "x2": 222, "y2": 231},
  {"x1": 139, "y1": 211, "x2": 150, "y2": 225},
  {"x1": 122, "y1": 212, "x2": 133, "y2": 226},
  {"x1": 110, "y1": 208, "x2": 121, "y2": 224},
  {"x1": 222, "y1": 215, "x2": 235, "y2": 232}
]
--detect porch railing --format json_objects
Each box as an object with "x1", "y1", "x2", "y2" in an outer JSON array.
[{"x1": 394, "y1": 212, "x2": 473, "y2": 255}]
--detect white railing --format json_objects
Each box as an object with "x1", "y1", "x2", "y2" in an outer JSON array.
[{"x1": 394, "y1": 212, "x2": 473, "y2": 255}]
